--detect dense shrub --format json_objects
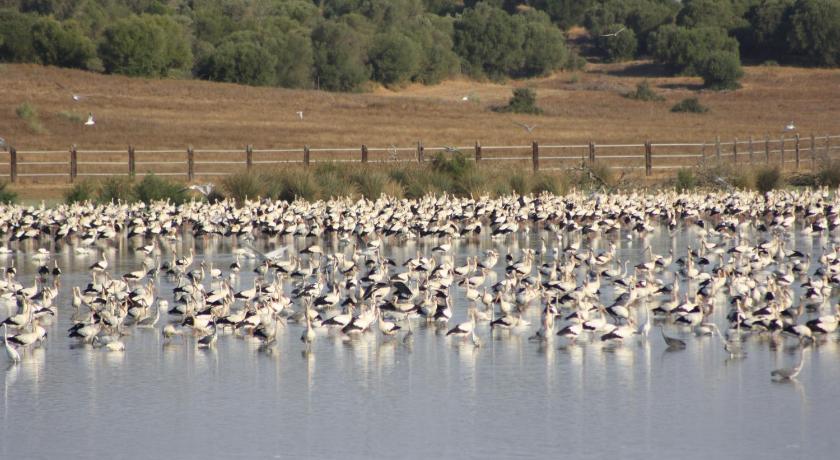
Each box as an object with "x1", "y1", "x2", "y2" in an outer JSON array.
[
  {"x1": 493, "y1": 88, "x2": 542, "y2": 114},
  {"x1": 454, "y1": 3, "x2": 525, "y2": 79},
  {"x1": 98, "y1": 14, "x2": 191, "y2": 77},
  {"x1": 369, "y1": 31, "x2": 422, "y2": 86},
  {"x1": 788, "y1": 0, "x2": 840, "y2": 66},
  {"x1": 311, "y1": 19, "x2": 371, "y2": 91},
  {"x1": 671, "y1": 97, "x2": 709, "y2": 113},
  {"x1": 64, "y1": 180, "x2": 97, "y2": 203},
  {"x1": 222, "y1": 172, "x2": 264, "y2": 203},
  {"x1": 198, "y1": 32, "x2": 277, "y2": 86},
  {"x1": 698, "y1": 51, "x2": 743, "y2": 89},
  {"x1": 596, "y1": 24, "x2": 638, "y2": 62},
  {"x1": 675, "y1": 168, "x2": 696, "y2": 191},
  {"x1": 519, "y1": 10, "x2": 569, "y2": 76},
  {"x1": 816, "y1": 160, "x2": 840, "y2": 187},
  {"x1": 31, "y1": 17, "x2": 95, "y2": 68},
  {"x1": 98, "y1": 176, "x2": 135, "y2": 203},
  {"x1": 755, "y1": 166, "x2": 783, "y2": 193},
  {"x1": 624, "y1": 80, "x2": 664, "y2": 101}
]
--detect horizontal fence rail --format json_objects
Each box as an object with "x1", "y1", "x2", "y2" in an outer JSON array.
[{"x1": 3, "y1": 133, "x2": 839, "y2": 184}]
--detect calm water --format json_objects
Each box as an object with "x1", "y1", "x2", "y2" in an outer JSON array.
[{"x1": 1, "y1": 227, "x2": 839, "y2": 459}]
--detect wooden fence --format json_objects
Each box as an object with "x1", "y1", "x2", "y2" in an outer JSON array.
[{"x1": 3, "y1": 133, "x2": 839, "y2": 184}]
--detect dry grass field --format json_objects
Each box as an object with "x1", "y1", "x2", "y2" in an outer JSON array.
[{"x1": 1, "y1": 61, "x2": 839, "y2": 199}]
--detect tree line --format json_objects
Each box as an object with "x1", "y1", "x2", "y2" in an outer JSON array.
[{"x1": 0, "y1": 0, "x2": 839, "y2": 92}]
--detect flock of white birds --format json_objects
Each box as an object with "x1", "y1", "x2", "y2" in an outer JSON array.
[{"x1": 2, "y1": 188, "x2": 837, "y2": 381}]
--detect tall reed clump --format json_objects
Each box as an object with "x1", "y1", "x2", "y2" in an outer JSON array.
[
  {"x1": 0, "y1": 181, "x2": 18, "y2": 204},
  {"x1": 65, "y1": 174, "x2": 188, "y2": 204},
  {"x1": 221, "y1": 172, "x2": 263, "y2": 203},
  {"x1": 816, "y1": 160, "x2": 840, "y2": 188},
  {"x1": 675, "y1": 168, "x2": 696, "y2": 192}
]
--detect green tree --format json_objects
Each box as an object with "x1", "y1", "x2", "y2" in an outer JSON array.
[
  {"x1": 650, "y1": 25, "x2": 740, "y2": 74},
  {"x1": 404, "y1": 13, "x2": 460, "y2": 84},
  {"x1": 0, "y1": 9, "x2": 37, "y2": 63},
  {"x1": 788, "y1": 0, "x2": 840, "y2": 66},
  {"x1": 531, "y1": 0, "x2": 595, "y2": 28},
  {"x1": 677, "y1": 0, "x2": 743, "y2": 30},
  {"x1": 519, "y1": 10, "x2": 569, "y2": 76},
  {"x1": 741, "y1": 0, "x2": 795, "y2": 59},
  {"x1": 198, "y1": 31, "x2": 277, "y2": 85},
  {"x1": 454, "y1": 3, "x2": 525, "y2": 79},
  {"x1": 597, "y1": 24, "x2": 638, "y2": 62},
  {"x1": 369, "y1": 31, "x2": 422, "y2": 85},
  {"x1": 31, "y1": 17, "x2": 95, "y2": 68},
  {"x1": 697, "y1": 50, "x2": 744, "y2": 89},
  {"x1": 98, "y1": 15, "x2": 167, "y2": 76},
  {"x1": 311, "y1": 19, "x2": 371, "y2": 91}
]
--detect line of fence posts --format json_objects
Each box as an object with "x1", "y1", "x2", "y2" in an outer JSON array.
[{"x1": 3, "y1": 134, "x2": 838, "y2": 183}]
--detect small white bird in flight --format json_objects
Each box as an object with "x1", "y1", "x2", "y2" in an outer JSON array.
[
  {"x1": 188, "y1": 183, "x2": 215, "y2": 197},
  {"x1": 84, "y1": 113, "x2": 95, "y2": 126},
  {"x1": 784, "y1": 121, "x2": 796, "y2": 132},
  {"x1": 296, "y1": 111, "x2": 304, "y2": 120},
  {"x1": 72, "y1": 94, "x2": 83, "y2": 101},
  {"x1": 461, "y1": 95, "x2": 469, "y2": 101},
  {"x1": 514, "y1": 121, "x2": 538, "y2": 134},
  {"x1": 601, "y1": 27, "x2": 626, "y2": 37}
]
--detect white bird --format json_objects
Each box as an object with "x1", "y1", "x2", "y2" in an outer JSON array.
[
  {"x1": 296, "y1": 111, "x2": 304, "y2": 120},
  {"x1": 601, "y1": 27, "x2": 626, "y2": 37},
  {"x1": 513, "y1": 121, "x2": 537, "y2": 134},
  {"x1": 188, "y1": 183, "x2": 215, "y2": 197},
  {"x1": 3, "y1": 324, "x2": 21, "y2": 363},
  {"x1": 461, "y1": 95, "x2": 469, "y2": 101},
  {"x1": 72, "y1": 94, "x2": 83, "y2": 101},
  {"x1": 0, "y1": 136, "x2": 7, "y2": 152},
  {"x1": 784, "y1": 121, "x2": 796, "y2": 132},
  {"x1": 84, "y1": 112, "x2": 95, "y2": 126}
]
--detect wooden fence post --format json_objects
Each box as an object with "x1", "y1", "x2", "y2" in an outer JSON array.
[
  {"x1": 70, "y1": 144, "x2": 77, "y2": 182},
  {"x1": 9, "y1": 147, "x2": 16, "y2": 183},
  {"x1": 765, "y1": 135, "x2": 770, "y2": 164},
  {"x1": 645, "y1": 141, "x2": 653, "y2": 176},
  {"x1": 246, "y1": 145, "x2": 253, "y2": 172},
  {"x1": 589, "y1": 141, "x2": 596, "y2": 164},
  {"x1": 827, "y1": 134, "x2": 831, "y2": 160},
  {"x1": 748, "y1": 136, "x2": 754, "y2": 164},
  {"x1": 361, "y1": 144, "x2": 368, "y2": 163},
  {"x1": 417, "y1": 141, "x2": 424, "y2": 163},
  {"x1": 303, "y1": 145, "x2": 310, "y2": 167},
  {"x1": 475, "y1": 141, "x2": 481, "y2": 162},
  {"x1": 733, "y1": 137, "x2": 738, "y2": 164},
  {"x1": 780, "y1": 135, "x2": 785, "y2": 169},
  {"x1": 810, "y1": 134, "x2": 816, "y2": 171},
  {"x1": 187, "y1": 145, "x2": 194, "y2": 181},
  {"x1": 715, "y1": 136, "x2": 721, "y2": 161},
  {"x1": 532, "y1": 141, "x2": 539, "y2": 173},
  {"x1": 701, "y1": 142, "x2": 707, "y2": 165},
  {"x1": 128, "y1": 145, "x2": 135, "y2": 177},
  {"x1": 795, "y1": 134, "x2": 801, "y2": 171}
]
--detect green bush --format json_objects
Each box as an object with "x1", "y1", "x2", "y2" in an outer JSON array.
[
  {"x1": 350, "y1": 171, "x2": 388, "y2": 199},
  {"x1": 0, "y1": 9, "x2": 37, "y2": 63},
  {"x1": 625, "y1": 80, "x2": 664, "y2": 101},
  {"x1": 671, "y1": 97, "x2": 709, "y2": 113},
  {"x1": 133, "y1": 173, "x2": 187, "y2": 204},
  {"x1": 311, "y1": 19, "x2": 371, "y2": 91},
  {"x1": 698, "y1": 51, "x2": 743, "y2": 90},
  {"x1": 531, "y1": 173, "x2": 565, "y2": 195},
  {"x1": 493, "y1": 88, "x2": 542, "y2": 115},
  {"x1": 0, "y1": 181, "x2": 17, "y2": 204},
  {"x1": 31, "y1": 17, "x2": 95, "y2": 69},
  {"x1": 755, "y1": 166, "x2": 783, "y2": 193},
  {"x1": 454, "y1": 3, "x2": 525, "y2": 79},
  {"x1": 675, "y1": 168, "x2": 696, "y2": 191},
  {"x1": 649, "y1": 25, "x2": 740, "y2": 75},
  {"x1": 64, "y1": 180, "x2": 96, "y2": 204},
  {"x1": 431, "y1": 151, "x2": 473, "y2": 177},
  {"x1": 508, "y1": 172, "x2": 530, "y2": 195},
  {"x1": 198, "y1": 32, "x2": 277, "y2": 86},
  {"x1": 519, "y1": 10, "x2": 569, "y2": 76}
]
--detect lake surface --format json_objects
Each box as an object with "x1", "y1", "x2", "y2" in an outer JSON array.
[{"x1": 1, "y1": 226, "x2": 839, "y2": 459}]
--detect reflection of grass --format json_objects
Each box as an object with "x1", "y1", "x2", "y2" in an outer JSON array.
[
  {"x1": 16, "y1": 101, "x2": 47, "y2": 134},
  {"x1": 57, "y1": 111, "x2": 85, "y2": 124}
]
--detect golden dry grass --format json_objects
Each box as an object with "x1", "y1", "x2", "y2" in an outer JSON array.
[{"x1": 0, "y1": 61, "x2": 838, "y2": 197}]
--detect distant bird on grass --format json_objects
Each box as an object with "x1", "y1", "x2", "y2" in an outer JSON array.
[
  {"x1": 784, "y1": 121, "x2": 796, "y2": 132},
  {"x1": 601, "y1": 27, "x2": 626, "y2": 37},
  {"x1": 513, "y1": 122, "x2": 538, "y2": 134},
  {"x1": 72, "y1": 94, "x2": 83, "y2": 102},
  {"x1": 296, "y1": 111, "x2": 304, "y2": 120},
  {"x1": 84, "y1": 113, "x2": 95, "y2": 126}
]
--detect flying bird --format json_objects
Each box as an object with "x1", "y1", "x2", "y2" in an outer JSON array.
[
  {"x1": 784, "y1": 121, "x2": 796, "y2": 132},
  {"x1": 296, "y1": 111, "x2": 304, "y2": 120},
  {"x1": 513, "y1": 122, "x2": 538, "y2": 134},
  {"x1": 72, "y1": 94, "x2": 83, "y2": 102},
  {"x1": 601, "y1": 27, "x2": 626, "y2": 37},
  {"x1": 84, "y1": 113, "x2": 95, "y2": 126},
  {"x1": 188, "y1": 183, "x2": 215, "y2": 197},
  {"x1": 461, "y1": 95, "x2": 469, "y2": 101}
]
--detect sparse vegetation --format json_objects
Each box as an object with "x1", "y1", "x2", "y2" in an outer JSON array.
[
  {"x1": 57, "y1": 111, "x2": 85, "y2": 124},
  {"x1": 675, "y1": 168, "x2": 696, "y2": 192},
  {"x1": 15, "y1": 101, "x2": 45, "y2": 133},
  {"x1": 816, "y1": 160, "x2": 840, "y2": 188},
  {"x1": 64, "y1": 180, "x2": 97, "y2": 203},
  {"x1": 671, "y1": 97, "x2": 709, "y2": 113}
]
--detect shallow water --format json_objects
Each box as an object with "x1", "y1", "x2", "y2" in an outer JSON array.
[{"x1": 1, "y1": 227, "x2": 839, "y2": 459}]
